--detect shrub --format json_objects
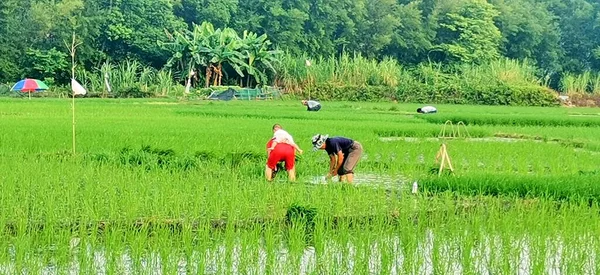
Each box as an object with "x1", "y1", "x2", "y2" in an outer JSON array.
[{"x1": 302, "y1": 84, "x2": 397, "y2": 101}]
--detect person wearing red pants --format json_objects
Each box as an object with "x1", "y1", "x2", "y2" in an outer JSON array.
[{"x1": 265, "y1": 138, "x2": 297, "y2": 181}]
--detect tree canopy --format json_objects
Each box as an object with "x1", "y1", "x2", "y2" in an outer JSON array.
[{"x1": 0, "y1": 0, "x2": 598, "y2": 87}]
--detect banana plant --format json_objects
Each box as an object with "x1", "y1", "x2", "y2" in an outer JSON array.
[
  {"x1": 207, "y1": 27, "x2": 246, "y2": 86},
  {"x1": 161, "y1": 21, "x2": 277, "y2": 88},
  {"x1": 242, "y1": 30, "x2": 279, "y2": 87}
]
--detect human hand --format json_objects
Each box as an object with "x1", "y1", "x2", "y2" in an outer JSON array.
[
  {"x1": 297, "y1": 149, "x2": 304, "y2": 154},
  {"x1": 326, "y1": 171, "x2": 337, "y2": 179}
]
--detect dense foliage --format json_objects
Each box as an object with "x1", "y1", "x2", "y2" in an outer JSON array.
[
  {"x1": 1, "y1": 0, "x2": 599, "y2": 100},
  {"x1": 0, "y1": 0, "x2": 596, "y2": 78}
]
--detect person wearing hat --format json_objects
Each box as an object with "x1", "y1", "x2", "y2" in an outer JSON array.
[
  {"x1": 302, "y1": 100, "x2": 321, "y2": 111},
  {"x1": 312, "y1": 134, "x2": 363, "y2": 183}
]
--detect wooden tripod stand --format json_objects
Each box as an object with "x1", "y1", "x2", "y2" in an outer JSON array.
[
  {"x1": 435, "y1": 143, "x2": 454, "y2": 176},
  {"x1": 433, "y1": 120, "x2": 466, "y2": 176}
]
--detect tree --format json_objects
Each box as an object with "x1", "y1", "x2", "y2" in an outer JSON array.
[
  {"x1": 491, "y1": 0, "x2": 563, "y2": 75},
  {"x1": 353, "y1": 0, "x2": 401, "y2": 57},
  {"x1": 97, "y1": 0, "x2": 186, "y2": 67},
  {"x1": 174, "y1": 0, "x2": 239, "y2": 28},
  {"x1": 0, "y1": 0, "x2": 23, "y2": 81},
  {"x1": 383, "y1": 1, "x2": 434, "y2": 64},
  {"x1": 208, "y1": 27, "x2": 246, "y2": 86},
  {"x1": 234, "y1": 0, "x2": 309, "y2": 56},
  {"x1": 544, "y1": 0, "x2": 600, "y2": 72},
  {"x1": 432, "y1": 0, "x2": 502, "y2": 64}
]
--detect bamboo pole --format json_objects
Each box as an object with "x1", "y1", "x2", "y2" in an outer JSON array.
[{"x1": 67, "y1": 32, "x2": 82, "y2": 156}]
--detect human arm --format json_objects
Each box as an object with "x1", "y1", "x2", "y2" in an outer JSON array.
[
  {"x1": 326, "y1": 152, "x2": 343, "y2": 178},
  {"x1": 268, "y1": 141, "x2": 278, "y2": 152},
  {"x1": 326, "y1": 154, "x2": 337, "y2": 179},
  {"x1": 267, "y1": 139, "x2": 275, "y2": 155},
  {"x1": 291, "y1": 142, "x2": 303, "y2": 154},
  {"x1": 335, "y1": 151, "x2": 344, "y2": 170}
]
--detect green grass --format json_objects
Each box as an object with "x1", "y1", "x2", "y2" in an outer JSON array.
[{"x1": 1, "y1": 98, "x2": 600, "y2": 272}]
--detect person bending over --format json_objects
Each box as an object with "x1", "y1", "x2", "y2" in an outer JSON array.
[
  {"x1": 312, "y1": 134, "x2": 363, "y2": 183},
  {"x1": 268, "y1": 124, "x2": 303, "y2": 154},
  {"x1": 417, "y1": 106, "x2": 437, "y2": 114},
  {"x1": 265, "y1": 138, "x2": 296, "y2": 181},
  {"x1": 302, "y1": 100, "x2": 321, "y2": 111}
]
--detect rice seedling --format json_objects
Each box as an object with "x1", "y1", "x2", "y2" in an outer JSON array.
[{"x1": 1, "y1": 98, "x2": 600, "y2": 272}]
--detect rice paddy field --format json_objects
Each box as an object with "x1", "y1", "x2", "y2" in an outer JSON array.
[{"x1": 2, "y1": 98, "x2": 600, "y2": 274}]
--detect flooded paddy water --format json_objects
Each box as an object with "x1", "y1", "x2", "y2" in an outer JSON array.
[
  {"x1": 1, "y1": 231, "x2": 597, "y2": 274},
  {"x1": 306, "y1": 173, "x2": 409, "y2": 190}
]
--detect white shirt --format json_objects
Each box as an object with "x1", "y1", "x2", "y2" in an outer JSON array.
[
  {"x1": 421, "y1": 106, "x2": 437, "y2": 113},
  {"x1": 307, "y1": 100, "x2": 320, "y2": 108},
  {"x1": 273, "y1": 129, "x2": 295, "y2": 145}
]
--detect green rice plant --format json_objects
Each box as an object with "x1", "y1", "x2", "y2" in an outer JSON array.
[
  {"x1": 2, "y1": 99, "x2": 600, "y2": 272},
  {"x1": 417, "y1": 113, "x2": 600, "y2": 127}
]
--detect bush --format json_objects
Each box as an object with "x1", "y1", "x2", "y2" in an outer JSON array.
[
  {"x1": 114, "y1": 85, "x2": 155, "y2": 98},
  {"x1": 397, "y1": 79, "x2": 559, "y2": 106},
  {"x1": 303, "y1": 82, "x2": 559, "y2": 106},
  {"x1": 302, "y1": 84, "x2": 397, "y2": 101},
  {"x1": 0, "y1": 84, "x2": 9, "y2": 95}
]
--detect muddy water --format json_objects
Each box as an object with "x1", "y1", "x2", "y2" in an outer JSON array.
[{"x1": 306, "y1": 173, "x2": 409, "y2": 190}]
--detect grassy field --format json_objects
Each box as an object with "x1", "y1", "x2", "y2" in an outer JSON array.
[{"x1": 1, "y1": 98, "x2": 600, "y2": 273}]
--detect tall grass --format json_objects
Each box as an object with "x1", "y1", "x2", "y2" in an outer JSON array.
[
  {"x1": 277, "y1": 53, "x2": 545, "y2": 93},
  {"x1": 276, "y1": 51, "x2": 403, "y2": 92},
  {"x1": 276, "y1": 53, "x2": 556, "y2": 106},
  {"x1": 75, "y1": 61, "x2": 180, "y2": 97},
  {"x1": 458, "y1": 58, "x2": 541, "y2": 88},
  {"x1": 559, "y1": 71, "x2": 600, "y2": 95}
]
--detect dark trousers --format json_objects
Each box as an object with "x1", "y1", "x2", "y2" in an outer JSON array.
[{"x1": 307, "y1": 105, "x2": 321, "y2": 111}]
